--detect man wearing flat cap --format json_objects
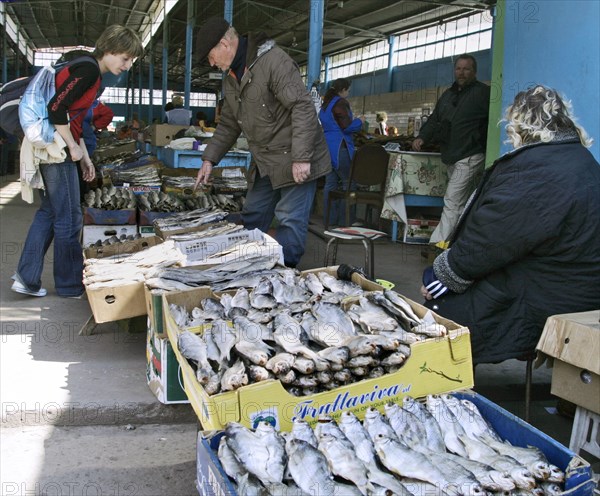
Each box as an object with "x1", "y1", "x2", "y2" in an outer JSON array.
[{"x1": 194, "y1": 16, "x2": 331, "y2": 268}]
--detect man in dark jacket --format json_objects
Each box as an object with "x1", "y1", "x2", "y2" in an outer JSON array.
[
  {"x1": 413, "y1": 54, "x2": 490, "y2": 246},
  {"x1": 194, "y1": 17, "x2": 331, "y2": 267},
  {"x1": 421, "y1": 85, "x2": 600, "y2": 364}
]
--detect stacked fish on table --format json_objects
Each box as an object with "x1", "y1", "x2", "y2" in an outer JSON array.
[
  {"x1": 110, "y1": 163, "x2": 162, "y2": 187},
  {"x1": 214, "y1": 394, "x2": 565, "y2": 496},
  {"x1": 152, "y1": 208, "x2": 229, "y2": 234},
  {"x1": 137, "y1": 190, "x2": 243, "y2": 213},
  {"x1": 172, "y1": 270, "x2": 448, "y2": 396}
]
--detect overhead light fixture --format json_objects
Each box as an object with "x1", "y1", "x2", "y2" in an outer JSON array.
[
  {"x1": 291, "y1": 36, "x2": 298, "y2": 48},
  {"x1": 338, "y1": 1, "x2": 344, "y2": 7}
]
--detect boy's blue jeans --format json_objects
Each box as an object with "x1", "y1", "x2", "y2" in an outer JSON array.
[{"x1": 17, "y1": 161, "x2": 85, "y2": 297}]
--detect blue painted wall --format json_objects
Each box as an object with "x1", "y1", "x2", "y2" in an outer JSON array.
[
  {"x1": 500, "y1": 0, "x2": 600, "y2": 160},
  {"x1": 343, "y1": 49, "x2": 493, "y2": 97}
]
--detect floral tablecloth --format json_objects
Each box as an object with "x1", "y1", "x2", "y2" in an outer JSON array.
[{"x1": 381, "y1": 152, "x2": 448, "y2": 224}]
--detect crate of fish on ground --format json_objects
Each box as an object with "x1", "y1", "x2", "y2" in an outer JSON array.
[
  {"x1": 84, "y1": 238, "x2": 186, "y2": 324},
  {"x1": 195, "y1": 391, "x2": 596, "y2": 496},
  {"x1": 163, "y1": 264, "x2": 473, "y2": 431},
  {"x1": 82, "y1": 185, "x2": 137, "y2": 225}
]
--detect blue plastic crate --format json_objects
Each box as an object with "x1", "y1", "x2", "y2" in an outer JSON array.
[
  {"x1": 163, "y1": 148, "x2": 251, "y2": 169},
  {"x1": 195, "y1": 391, "x2": 595, "y2": 496}
]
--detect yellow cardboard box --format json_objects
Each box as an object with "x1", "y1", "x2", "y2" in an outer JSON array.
[{"x1": 164, "y1": 268, "x2": 473, "y2": 431}]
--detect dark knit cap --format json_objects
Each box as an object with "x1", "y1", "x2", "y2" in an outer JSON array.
[{"x1": 196, "y1": 17, "x2": 230, "y2": 63}]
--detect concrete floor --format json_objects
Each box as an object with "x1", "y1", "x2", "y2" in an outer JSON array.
[{"x1": 0, "y1": 173, "x2": 597, "y2": 495}]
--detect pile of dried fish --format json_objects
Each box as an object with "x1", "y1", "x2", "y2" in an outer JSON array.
[
  {"x1": 110, "y1": 163, "x2": 162, "y2": 187},
  {"x1": 137, "y1": 191, "x2": 188, "y2": 212},
  {"x1": 83, "y1": 186, "x2": 137, "y2": 209},
  {"x1": 169, "y1": 223, "x2": 244, "y2": 242},
  {"x1": 211, "y1": 173, "x2": 247, "y2": 192},
  {"x1": 93, "y1": 144, "x2": 141, "y2": 167},
  {"x1": 137, "y1": 191, "x2": 242, "y2": 213},
  {"x1": 153, "y1": 208, "x2": 229, "y2": 233},
  {"x1": 86, "y1": 232, "x2": 142, "y2": 248},
  {"x1": 83, "y1": 240, "x2": 186, "y2": 289},
  {"x1": 172, "y1": 271, "x2": 449, "y2": 396},
  {"x1": 161, "y1": 175, "x2": 196, "y2": 189},
  {"x1": 214, "y1": 394, "x2": 564, "y2": 496}
]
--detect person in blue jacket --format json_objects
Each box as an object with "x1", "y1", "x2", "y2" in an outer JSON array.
[{"x1": 319, "y1": 78, "x2": 364, "y2": 227}]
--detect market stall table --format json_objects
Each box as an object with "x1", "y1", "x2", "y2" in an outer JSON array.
[{"x1": 380, "y1": 151, "x2": 447, "y2": 242}]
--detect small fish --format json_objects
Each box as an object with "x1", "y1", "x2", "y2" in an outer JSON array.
[
  {"x1": 303, "y1": 272, "x2": 324, "y2": 296},
  {"x1": 248, "y1": 365, "x2": 271, "y2": 382},
  {"x1": 266, "y1": 353, "x2": 296, "y2": 375},
  {"x1": 221, "y1": 360, "x2": 248, "y2": 391}
]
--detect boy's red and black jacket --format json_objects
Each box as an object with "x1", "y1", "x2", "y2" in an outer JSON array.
[{"x1": 48, "y1": 59, "x2": 101, "y2": 142}]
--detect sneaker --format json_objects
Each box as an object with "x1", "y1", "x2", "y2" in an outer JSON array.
[{"x1": 11, "y1": 279, "x2": 47, "y2": 297}]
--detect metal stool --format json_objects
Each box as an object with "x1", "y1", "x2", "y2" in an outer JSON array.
[
  {"x1": 323, "y1": 227, "x2": 387, "y2": 280},
  {"x1": 517, "y1": 351, "x2": 537, "y2": 422}
]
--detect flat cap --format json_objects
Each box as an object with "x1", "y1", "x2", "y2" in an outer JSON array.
[{"x1": 196, "y1": 17, "x2": 230, "y2": 63}]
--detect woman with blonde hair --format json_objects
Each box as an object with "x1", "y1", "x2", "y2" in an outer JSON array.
[{"x1": 420, "y1": 85, "x2": 600, "y2": 364}]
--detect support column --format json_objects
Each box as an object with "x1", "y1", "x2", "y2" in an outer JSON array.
[
  {"x1": 148, "y1": 42, "x2": 155, "y2": 125},
  {"x1": 162, "y1": 12, "x2": 169, "y2": 121},
  {"x1": 184, "y1": 0, "x2": 194, "y2": 108},
  {"x1": 307, "y1": 0, "x2": 324, "y2": 89},
  {"x1": 387, "y1": 35, "x2": 397, "y2": 93}
]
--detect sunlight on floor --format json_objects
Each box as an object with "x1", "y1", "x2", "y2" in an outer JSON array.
[{"x1": 0, "y1": 178, "x2": 22, "y2": 206}]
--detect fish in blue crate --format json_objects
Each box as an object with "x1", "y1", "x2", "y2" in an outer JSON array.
[{"x1": 207, "y1": 394, "x2": 573, "y2": 496}]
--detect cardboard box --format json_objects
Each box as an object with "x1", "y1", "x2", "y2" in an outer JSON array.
[
  {"x1": 84, "y1": 237, "x2": 164, "y2": 324},
  {"x1": 83, "y1": 207, "x2": 137, "y2": 226},
  {"x1": 145, "y1": 285, "x2": 167, "y2": 339},
  {"x1": 82, "y1": 224, "x2": 138, "y2": 248},
  {"x1": 164, "y1": 268, "x2": 473, "y2": 431},
  {"x1": 403, "y1": 217, "x2": 440, "y2": 244},
  {"x1": 146, "y1": 319, "x2": 190, "y2": 404},
  {"x1": 176, "y1": 229, "x2": 284, "y2": 266},
  {"x1": 536, "y1": 311, "x2": 600, "y2": 414},
  {"x1": 195, "y1": 391, "x2": 596, "y2": 496},
  {"x1": 84, "y1": 235, "x2": 161, "y2": 260},
  {"x1": 86, "y1": 281, "x2": 147, "y2": 324},
  {"x1": 147, "y1": 124, "x2": 189, "y2": 147}
]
